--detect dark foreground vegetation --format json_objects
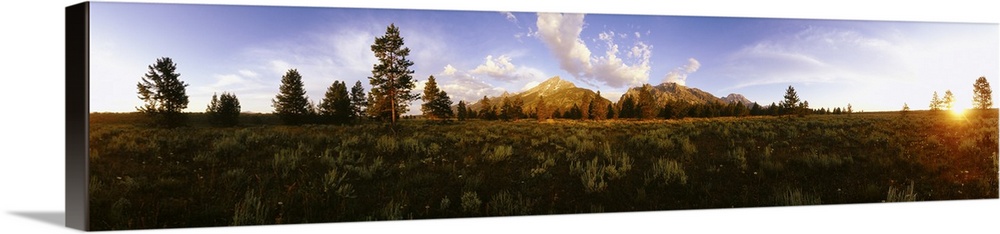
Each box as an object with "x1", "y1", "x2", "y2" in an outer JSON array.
[{"x1": 88, "y1": 110, "x2": 998, "y2": 230}]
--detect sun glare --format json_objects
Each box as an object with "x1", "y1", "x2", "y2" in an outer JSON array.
[{"x1": 950, "y1": 108, "x2": 967, "y2": 118}]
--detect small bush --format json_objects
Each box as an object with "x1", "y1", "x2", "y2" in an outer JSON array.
[
  {"x1": 232, "y1": 190, "x2": 268, "y2": 226},
  {"x1": 272, "y1": 148, "x2": 302, "y2": 178},
  {"x1": 439, "y1": 196, "x2": 451, "y2": 210},
  {"x1": 485, "y1": 145, "x2": 514, "y2": 163},
  {"x1": 885, "y1": 181, "x2": 917, "y2": 202},
  {"x1": 461, "y1": 191, "x2": 482, "y2": 215},
  {"x1": 647, "y1": 158, "x2": 688, "y2": 185},
  {"x1": 323, "y1": 167, "x2": 355, "y2": 198}
]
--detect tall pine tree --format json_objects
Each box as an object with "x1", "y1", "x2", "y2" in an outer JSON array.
[
  {"x1": 369, "y1": 23, "x2": 419, "y2": 124},
  {"x1": 272, "y1": 69, "x2": 311, "y2": 125}
]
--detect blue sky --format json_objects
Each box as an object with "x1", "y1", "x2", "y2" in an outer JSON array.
[{"x1": 89, "y1": 2, "x2": 999, "y2": 114}]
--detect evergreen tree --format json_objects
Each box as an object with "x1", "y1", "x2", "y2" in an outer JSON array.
[
  {"x1": 207, "y1": 92, "x2": 240, "y2": 127},
  {"x1": 479, "y1": 96, "x2": 497, "y2": 120},
  {"x1": 349, "y1": 80, "x2": 368, "y2": 121},
  {"x1": 457, "y1": 100, "x2": 469, "y2": 121},
  {"x1": 272, "y1": 69, "x2": 312, "y2": 125},
  {"x1": 930, "y1": 91, "x2": 943, "y2": 111},
  {"x1": 536, "y1": 96, "x2": 551, "y2": 121},
  {"x1": 318, "y1": 80, "x2": 352, "y2": 124},
  {"x1": 973, "y1": 76, "x2": 992, "y2": 110},
  {"x1": 606, "y1": 103, "x2": 616, "y2": 119},
  {"x1": 136, "y1": 57, "x2": 189, "y2": 127},
  {"x1": 587, "y1": 91, "x2": 608, "y2": 120},
  {"x1": 510, "y1": 96, "x2": 525, "y2": 120},
  {"x1": 567, "y1": 104, "x2": 584, "y2": 119},
  {"x1": 619, "y1": 95, "x2": 637, "y2": 119},
  {"x1": 637, "y1": 84, "x2": 658, "y2": 119},
  {"x1": 798, "y1": 101, "x2": 810, "y2": 117},
  {"x1": 421, "y1": 75, "x2": 454, "y2": 120},
  {"x1": 750, "y1": 102, "x2": 763, "y2": 116},
  {"x1": 368, "y1": 23, "x2": 419, "y2": 124},
  {"x1": 943, "y1": 90, "x2": 955, "y2": 111},
  {"x1": 780, "y1": 85, "x2": 801, "y2": 116}
]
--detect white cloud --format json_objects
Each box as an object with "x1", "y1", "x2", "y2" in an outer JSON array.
[
  {"x1": 663, "y1": 58, "x2": 701, "y2": 86},
  {"x1": 471, "y1": 55, "x2": 517, "y2": 78},
  {"x1": 437, "y1": 67, "x2": 506, "y2": 103},
  {"x1": 535, "y1": 13, "x2": 652, "y2": 88},
  {"x1": 442, "y1": 64, "x2": 458, "y2": 76},
  {"x1": 238, "y1": 69, "x2": 258, "y2": 78},
  {"x1": 469, "y1": 55, "x2": 546, "y2": 81},
  {"x1": 502, "y1": 11, "x2": 518, "y2": 25},
  {"x1": 536, "y1": 13, "x2": 592, "y2": 77}
]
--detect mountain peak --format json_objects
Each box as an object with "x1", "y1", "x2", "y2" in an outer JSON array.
[
  {"x1": 524, "y1": 76, "x2": 577, "y2": 96},
  {"x1": 539, "y1": 76, "x2": 574, "y2": 88},
  {"x1": 721, "y1": 93, "x2": 754, "y2": 106}
]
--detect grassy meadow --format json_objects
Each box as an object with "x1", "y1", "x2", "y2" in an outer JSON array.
[{"x1": 87, "y1": 111, "x2": 998, "y2": 230}]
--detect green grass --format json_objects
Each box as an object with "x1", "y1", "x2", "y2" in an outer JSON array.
[{"x1": 87, "y1": 111, "x2": 999, "y2": 230}]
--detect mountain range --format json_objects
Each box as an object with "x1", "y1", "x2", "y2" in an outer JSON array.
[{"x1": 466, "y1": 76, "x2": 753, "y2": 113}]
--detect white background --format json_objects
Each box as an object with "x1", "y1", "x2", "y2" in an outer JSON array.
[{"x1": 1, "y1": 0, "x2": 997, "y2": 233}]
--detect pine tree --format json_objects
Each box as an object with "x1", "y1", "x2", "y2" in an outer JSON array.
[
  {"x1": 973, "y1": 76, "x2": 993, "y2": 110},
  {"x1": 943, "y1": 90, "x2": 955, "y2": 111},
  {"x1": 536, "y1": 96, "x2": 551, "y2": 121},
  {"x1": 637, "y1": 84, "x2": 658, "y2": 120},
  {"x1": 930, "y1": 91, "x2": 943, "y2": 111},
  {"x1": 272, "y1": 69, "x2": 311, "y2": 125},
  {"x1": 509, "y1": 96, "x2": 525, "y2": 120},
  {"x1": 318, "y1": 80, "x2": 352, "y2": 124},
  {"x1": 457, "y1": 100, "x2": 469, "y2": 121},
  {"x1": 368, "y1": 23, "x2": 419, "y2": 124},
  {"x1": 207, "y1": 92, "x2": 241, "y2": 127},
  {"x1": 136, "y1": 57, "x2": 189, "y2": 127},
  {"x1": 780, "y1": 85, "x2": 801, "y2": 116},
  {"x1": 421, "y1": 76, "x2": 454, "y2": 120},
  {"x1": 606, "y1": 103, "x2": 615, "y2": 119},
  {"x1": 479, "y1": 96, "x2": 496, "y2": 120},
  {"x1": 349, "y1": 80, "x2": 368, "y2": 121},
  {"x1": 619, "y1": 95, "x2": 637, "y2": 119},
  {"x1": 588, "y1": 91, "x2": 608, "y2": 120}
]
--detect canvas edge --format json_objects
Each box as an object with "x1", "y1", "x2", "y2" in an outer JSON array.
[{"x1": 65, "y1": 1, "x2": 90, "y2": 231}]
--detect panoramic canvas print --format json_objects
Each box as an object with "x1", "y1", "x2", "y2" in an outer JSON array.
[{"x1": 76, "y1": 1, "x2": 998, "y2": 230}]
